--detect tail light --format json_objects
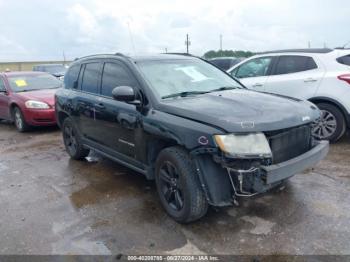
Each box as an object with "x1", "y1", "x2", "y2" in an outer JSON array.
[{"x1": 337, "y1": 74, "x2": 350, "y2": 85}]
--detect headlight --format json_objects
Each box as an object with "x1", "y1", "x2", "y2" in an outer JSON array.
[
  {"x1": 214, "y1": 133, "x2": 272, "y2": 157},
  {"x1": 25, "y1": 100, "x2": 50, "y2": 109}
]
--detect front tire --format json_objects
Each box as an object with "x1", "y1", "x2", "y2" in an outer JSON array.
[
  {"x1": 13, "y1": 107, "x2": 30, "y2": 132},
  {"x1": 62, "y1": 118, "x2": 90, "y2": 160},
  {"x1": 313, "y1": 103, "x2": 346, "y2": 142},
  {"x1": 155, "y1": 146, "x2": 208, "y2": 223}
]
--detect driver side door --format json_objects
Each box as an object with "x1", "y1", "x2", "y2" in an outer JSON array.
[
  {"x1": 94, "y1": 61, "x2": 141, "y2": 161},
  {"x1": 229, "y1": 56, "x2": 274, "y2": 92}
]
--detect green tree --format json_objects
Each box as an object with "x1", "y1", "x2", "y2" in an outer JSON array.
[{"x1": 203, "y1": 50, "x2": 255, "y2": 59}]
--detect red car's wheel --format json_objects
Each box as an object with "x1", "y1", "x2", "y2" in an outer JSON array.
[{"x1": 13, "y1": 107, "x2": 30, "y2": 132}]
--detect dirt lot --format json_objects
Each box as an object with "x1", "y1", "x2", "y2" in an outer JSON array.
[{"x1": 0, "y1": 120, "x2": 349, "y2": 255}]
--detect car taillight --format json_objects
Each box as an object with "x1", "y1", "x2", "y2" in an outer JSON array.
[{"x1": 337, "y1": 74, "x2": 350, "y2": 85}]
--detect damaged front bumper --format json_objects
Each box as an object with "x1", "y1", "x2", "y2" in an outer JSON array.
[
  {"x1": 260, "y1": 140, "x2": 329, "y2": 184},
  {"x1": 193, "y1": 140, "x2": 329, "y2": 206}
]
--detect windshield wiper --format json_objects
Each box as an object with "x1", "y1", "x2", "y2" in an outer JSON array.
[
  {"x1": 162, "y1": 91, "x2": 209, "y2": 99},
  {"x1": 208, "y1": 86, "x2": 237, "y2": 93}
]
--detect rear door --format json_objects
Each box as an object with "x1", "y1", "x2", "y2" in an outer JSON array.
[
  {"x1": 264, "y1": 55, "x2": 324, "y2": 99},
  {"x1": 229, "y1": 56, "x2": 274, "y2": 92},
  {"x1": 76, "y1": 62, "x2": 103, "y2": 142}
]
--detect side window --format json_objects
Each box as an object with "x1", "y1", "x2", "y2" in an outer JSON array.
[
  {"x1": 101, "y1": 62, "x2": 137, "y2": 97},
  {"x1": 235, "y1": 57, "x2": 272, "y2": 78},
  {"x1": 274, "y1": 56, "x2": 317, "y2": 75},
  {"x1": 0, "y1": 78, "x2": 6, "y2": 92},
  {"x1": 64, "y1": 64, "x2": 81, "y2": 89},
  {"x1": 337, "y1": 55, "x2": 350, "y2": 66},
  {"x1": 81, "y1": 63, "x2": 101, "y2": 94}
]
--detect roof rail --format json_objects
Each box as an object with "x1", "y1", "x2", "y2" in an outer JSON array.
[
  {"x1": 259, "y1": 48, "x2": 333, "y2": 54},
  {"x1": 162, "y1": 52, "x2": 196, "y2": 57},
  {"x1": 115, "y1": 52, "x2": 127, "y2": 57},
  {"x1": 73, "y1": 53, "x2": 127, "y2": 61}
]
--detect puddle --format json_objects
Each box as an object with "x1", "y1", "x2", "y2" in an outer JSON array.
[{"x1": 240, "y1": 216, "x2": 275, "y2": 235}]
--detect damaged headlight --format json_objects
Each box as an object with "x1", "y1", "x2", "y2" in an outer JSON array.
[{"x1": 214, "y1": 133, "x2": 272, "y2": 158}]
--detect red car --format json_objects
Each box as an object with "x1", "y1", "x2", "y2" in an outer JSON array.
[{"x1": 0, "y1": 71, "x2": 62, "y2": 132}]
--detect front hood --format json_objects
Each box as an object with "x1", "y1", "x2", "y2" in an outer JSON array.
[
  {"x1": 16, "y1": 89, "x2": 57, "y2": 107},
  {"x1": 158, "y1": 89, "x2": 320, "y2": 133}
]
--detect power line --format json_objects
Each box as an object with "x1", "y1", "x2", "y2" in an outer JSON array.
[{"x1": 220, "y1": 34, "x2": 223, "y2": 51}]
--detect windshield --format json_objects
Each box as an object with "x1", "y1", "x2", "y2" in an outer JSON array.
[
  {"x1": 136, "y1": 59, "x2": 243, "y2": 99},
  {"x1": 8, "y1": 74, "x2": 62, "y2": 92}
]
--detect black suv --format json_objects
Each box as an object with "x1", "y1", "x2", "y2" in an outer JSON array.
[{"x1": 55, "y1": 53, "x2": 329, "y2": 223}]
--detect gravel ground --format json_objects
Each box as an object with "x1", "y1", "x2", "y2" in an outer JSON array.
[{"x1": 0, "y1": 120, "x2": 349, "y2": 255}]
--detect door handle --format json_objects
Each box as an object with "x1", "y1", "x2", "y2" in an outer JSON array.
[
  {"x1": 304, "y1": 78, "x2": 317, "y2": 83},
  {"x1": 252, "y1": 83, "x2": 263, "y2": 87},
  {"x1": 94, "y1": 103, "x2": 105, "y2": 110}
]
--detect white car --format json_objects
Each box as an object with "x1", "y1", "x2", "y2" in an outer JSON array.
[{"x1": 227, "y1": 48, "x2": 350, "y2": 142}]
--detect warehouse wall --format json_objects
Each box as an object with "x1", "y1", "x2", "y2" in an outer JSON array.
[{"x1": 0, "y1": 61, "x2": 72, "y2": 72}]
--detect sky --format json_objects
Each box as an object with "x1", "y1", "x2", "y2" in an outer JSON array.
[{"x1": 0, "y1": 0, "x2": 349, "y2": 61}]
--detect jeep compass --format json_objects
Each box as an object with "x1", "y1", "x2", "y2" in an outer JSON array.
[{"x1": 55, "y1": 53, "x2": 329, "y2": 223}]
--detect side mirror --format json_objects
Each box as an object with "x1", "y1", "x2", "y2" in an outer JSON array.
[
  {"x1": 0, "y1": 87, "x2": 7, "y2": 94},
  {"x1": 112, "y1": 86, "x2": 140, "y2": 105}
]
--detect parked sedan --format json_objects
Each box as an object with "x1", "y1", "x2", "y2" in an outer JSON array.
[
  {"x1": 209, "y1": 57, "x2": 244, "y2": 71},
  {"x1": 0, "y1": 71, "x2": 62, "y2": 132},
  {"x1": 33, "y1": 64, "x2": 67, "y2": 80}
]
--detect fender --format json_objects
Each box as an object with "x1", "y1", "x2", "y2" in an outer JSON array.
[{"x1": 308, "y1": 96, "x2": 350, "y2": 126}]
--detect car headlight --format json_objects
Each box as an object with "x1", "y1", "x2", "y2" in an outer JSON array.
[
  {"x1": 25, "y1": 100, "x2": 50, "y2": 109},
  {"x1": 214, "y1": 133, "x2": 272, "y2": 157}
]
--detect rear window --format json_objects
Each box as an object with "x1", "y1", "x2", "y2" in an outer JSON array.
[
  {"x1": 274, "y1": 56, "x2": 318, "y2": 75},
  {"x1": 81, "y1": 63, "x2": 101, "y2": 94},
  {"x1": 337, "y1": 55, "x2": 350, "y2": 66},
  {"x1": 64, "y1": 64, "x2": 81, "y2": 89},
  {"x1": 210, "y1": 59, "x2": 232, "y2": 70}
]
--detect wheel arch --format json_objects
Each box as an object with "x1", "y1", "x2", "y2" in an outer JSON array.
[
  {"x1": 9, "y1": 103, "x2": 20, "y2": 120},
  {"x1": 146, "y1": 137, "x2": 179, "y2": 179},
  {"x1": 57, "y1": 111, "x2": 69, "y2": 128},
  {"x1": 308, "y1": 96, "x2": 349, "y2": 127}
]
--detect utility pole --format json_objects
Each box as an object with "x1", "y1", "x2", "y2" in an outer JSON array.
[
  {"x1": 220, "y1": 34, "x2": 223, "y2": 51},
  {"x1": 185, "y1": 34, "x2": 191, "y2": 54},
  {"x1": 308, "y1": 41, "x2": 311, "y2": 48},
  {"x1": 62, "y1": 51, "x2": 66, "y2": 65}
]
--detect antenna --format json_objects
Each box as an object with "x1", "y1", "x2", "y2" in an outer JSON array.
[
  {"x1": 127, "y1": 22, "x2": 136, "y2": 54},
  {"x1": 63, "y1": 50, "x2": 66, "y2": 65}
]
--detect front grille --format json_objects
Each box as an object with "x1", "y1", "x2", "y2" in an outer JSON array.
[{"x1": 266, "y1": 125, "x2": 312, "y2": 164}]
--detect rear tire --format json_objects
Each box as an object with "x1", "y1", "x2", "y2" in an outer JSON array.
[
  {"x1": 313, "y1": 103, "x2": 346, "y2": 142},
  {"x1": 13, "y1": 107, "x2": 30, "y2": 132},
  {"x1": 155, "y1": 146, "x2": 208, "y2": 223},
  {"x1": 62, "y1": 117, "x2": 90, "y2": 160}
]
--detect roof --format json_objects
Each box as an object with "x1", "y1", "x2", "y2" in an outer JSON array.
[
  {"x1": 131, "y1": 54, "x2": 195, "y2": 62},
  {"x1": 73, "y1": 53, "x2": 197, "y2": 63},
  {"x1": 259, "y1": 48, "x2": 334, "y2": 55}
]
